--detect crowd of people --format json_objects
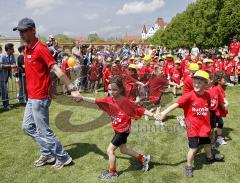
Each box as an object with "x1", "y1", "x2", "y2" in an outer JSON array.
[{"x1": 1, "y1": 16, "x2": 240, "y2": 179}]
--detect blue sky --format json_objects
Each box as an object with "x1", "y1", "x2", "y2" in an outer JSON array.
[{"x1": 0, "y1": 0, "x2": 197, "y2": 38}]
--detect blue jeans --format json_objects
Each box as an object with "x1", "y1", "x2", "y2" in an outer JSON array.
[
  {"x1": 0, "y1": 81, "x2": 9, "y2": 108},
  {"x1": 22, "y1": 99, "x2": 69, "y2": 161}
]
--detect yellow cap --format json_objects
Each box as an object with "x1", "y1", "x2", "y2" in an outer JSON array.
[
  {"x1": 129, "y1": 64, "x2": 137, "y2": 69},
  {"x1": 197, "y1": 61, "x2": 202, "y2": 64},
  {"x1": 106, "y1": 57, "x2": 112, "y2": 62},
  {"x1": 143, "y1": 55, "x2": 151, "y2": 62},
  {"x1": 174, "y1": 60, "x2": 181, "y2": 64},
  {"x1": 193, "y1": 70, "x2": 209, "y2": 80},
  {"x1": 166, "y1": 54, "x2": 173, "y2": 58},
  {"x1": 189, "y1": 63, "x2": 199, "y2": 71},
  {"x1": 206, "y1": 59, "x2": 213, "y2": 63}
]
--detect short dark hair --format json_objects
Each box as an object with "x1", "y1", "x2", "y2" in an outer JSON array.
[
  {"x1": 18, "y1": 45, "x2": 25, "y2": 53},
  {"x1": 5, "y1": 43, "x2": 14, "y2": 52},
  {"x1": 0, "y1": 45, "x2": 2, "y2": 52}
]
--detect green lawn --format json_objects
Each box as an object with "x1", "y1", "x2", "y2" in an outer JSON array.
[{"x1": 0, "y1": 87, "x2": 240, "y2": 183}]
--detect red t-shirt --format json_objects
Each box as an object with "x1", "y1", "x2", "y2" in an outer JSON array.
[
  {"x1": 103, "y1": 67, "x2": 111, "y2": 91},
  {"x1": 208, "y1": 86, "x2": 224, "y2": 111},
  {"x1": 202, "y1": 64, "x2": 216, "y2": 74},
  {"x1": 122, "y1": 70, "x2": 138, "y2": 101},
  {"x1": 182, "y1": 76, "x2": 194, "y2": 95},
  {"x1": 177, "y1": 91, "x2": 211, "y2": 137},
  {"x1": 170, "y1": 67, "x2": 182, "y2": 84},
  {"x1": 163, "y1": 59, "x2": 174, "y2": 76},
  {"x1": 139, "y1": 65, "x2": 151, "y2": 83},
  {"x1": 225, "y1": 59, "x2": 236, "y2": 76},
  {"x1": 148, "y1": 74, "x2": 169, "y2": 102},
  {"x1": 214, "y1": 60, "x2": 224, "y2": 71},
  {"x1": 96, "y1": 96, "x2": 145, "y2": 133},
  {"x1": 215, "y1": 85, "x2": 228, "y2": 117},
  {"x1": 111, "y1": 64, "x2": 122, "y2": 76},
  {"x1": 88, "y1": 63, "x2": 99, "y2": 81},
  {"x1": 230, "y1": 42, "x2": 240, "y2": 56},
  {"x1": 24, "y1": 38, "x2": 57, "y2": 99}
]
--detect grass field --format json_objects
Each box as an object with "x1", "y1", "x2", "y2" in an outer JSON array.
[{"x1": 0, "y1": 87, "x2": 240, "y2": 183}]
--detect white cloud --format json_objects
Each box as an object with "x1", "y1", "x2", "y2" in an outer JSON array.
[
  {"x1": 98, "y1": 25, "x2": 122, "y2": 33},
  {"x1": 25, "y1": 0, "x2": 63, "y2": 15},
  {"x1": 117, "y1": 0, "x2": 165, "y2": 15},
  {"x1": 83, "y1": 14, "x2": 98, "y2": 20}
]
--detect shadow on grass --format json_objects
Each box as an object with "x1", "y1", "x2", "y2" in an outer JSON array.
[
  {"x1": 194, "y1": 148, "x2": 225, "y2": 171},
  {"x1": 0, "y1": 102, "x2": 25, "y2": 113},
  {"x1": 116, "y1": 156, "x2": 186, "y2": 176},
  {"x1": 65, "y1": 143, "x2": 108, "y2": 160},
  {"x1": 222, "y1": 127, "x2": 233, "y2": 142}
]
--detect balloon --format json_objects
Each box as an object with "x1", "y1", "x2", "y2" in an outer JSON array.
[{"x1": 67, "y1": 57, "x2": 76, "y2": 67}]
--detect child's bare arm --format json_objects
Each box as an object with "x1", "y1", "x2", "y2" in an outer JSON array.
[
  {"x1": 81, "y1": 96, "x2": 96, "y2": 104},
  {"x1": 160, "y1": 103, "x2": 179, "y2": 120},
  {"x1": 224, "y1": 98, "x2": 229, "y2": 110}
]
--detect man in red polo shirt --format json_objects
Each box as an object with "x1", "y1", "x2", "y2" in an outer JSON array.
[{"x1": 13, "y1": 18, "x2": 81, "y2": 169}]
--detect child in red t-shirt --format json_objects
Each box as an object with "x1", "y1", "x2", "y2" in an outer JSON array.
[
  {"x1": 206, "y1": 71, "x2": 227, "y2": 149},
  {"x1": 177, "y1": 63, "x2": 200, "y2": 127},
  {"x1": 170, "y1": 60, "x2": 182, "y2": 97},
  {"x1": 202, "y1": 59, "x2": 216, "y2": 74},
  {"x1": 158, "y1": 70, "x2": 224, "y2": 178},
  {"x1": 214, "y1": 71, "x2": 229, "y2": 145},
  {"x1": 224, "y1": 54, "x2": 236, "y2": 85},
  {"x1": 182, "y1": 63, "x2": 199, "y2": 95},
  {"x1": 61, "y1": 53, "x2": 71, "y2": 95},
  {"x1": 77, "y1": 76, "x2": 161, "y2": 180},
  {"x1": 103, "y1": 63, "x2": 111, "y2": 96},
  {"x1": 88, "y1": 58, "x2": 99, "y2": 93}
]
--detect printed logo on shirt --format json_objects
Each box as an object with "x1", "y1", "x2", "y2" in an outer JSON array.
[{"x1": 192, "y1": 107, "x2": 209, "y2": 116}]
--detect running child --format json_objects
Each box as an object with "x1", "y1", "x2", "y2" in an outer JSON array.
[
  {"x1": 76, "y1": 76, "x2": 161, "y2": 180},
  {"x1": 158, "y1": 70, "x2": 224, "y2": 178}
]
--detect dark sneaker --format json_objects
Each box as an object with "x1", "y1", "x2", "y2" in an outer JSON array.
[
  {"x1": 98, "y1": 170, "x2": 118, "y2": 180},
  {"x1": 51, "y1": 156, "x2": 72, "y2": 169},
  {"x1": 185, "y1": 165, "x2": 193, "y2": 178},
  {"x1": 206, "y1": 154, "x2": 224, "y2": 163},
  {"x1": 34, "y1": 155, "x2": 55, "y2": 167},
  {"x1": 142, "y1": 155, "x2": 151, "y2": 172}
]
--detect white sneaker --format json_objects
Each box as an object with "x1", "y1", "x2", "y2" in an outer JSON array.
[
  {"x1": 216, "y1": 136, "x2": 227, "y2": 145},
  {"x1": 142, "y1": 155, "x2": 150, "y2": 172},
  {"x1": 155, "y1": 120, "x2": 165, "y2": 126},
  {"x1": 144, "y1": 115, "x2": 149, "y2": 121}
]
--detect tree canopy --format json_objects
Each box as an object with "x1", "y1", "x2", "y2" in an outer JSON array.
[{"x1": 149, "y1": 0, "x2": 240, "y2": 49}]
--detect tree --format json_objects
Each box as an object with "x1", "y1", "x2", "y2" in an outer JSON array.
[
  {"x1": 149, "y1": 0, "x2": 239, "y2": 49},
  {"x1": 87, "y1": 33, "x2": 105, "y2": 43}
]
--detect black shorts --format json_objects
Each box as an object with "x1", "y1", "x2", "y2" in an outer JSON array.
[
  {"x1": 111, "y1": 132, "x2": 130, "y2": 147},
  {"x1": 210, "y1": 111, "x2": 216, "y2": 129},
  {"x1": 188, "y1": 137, "x2": 211, "y2": 148}
]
